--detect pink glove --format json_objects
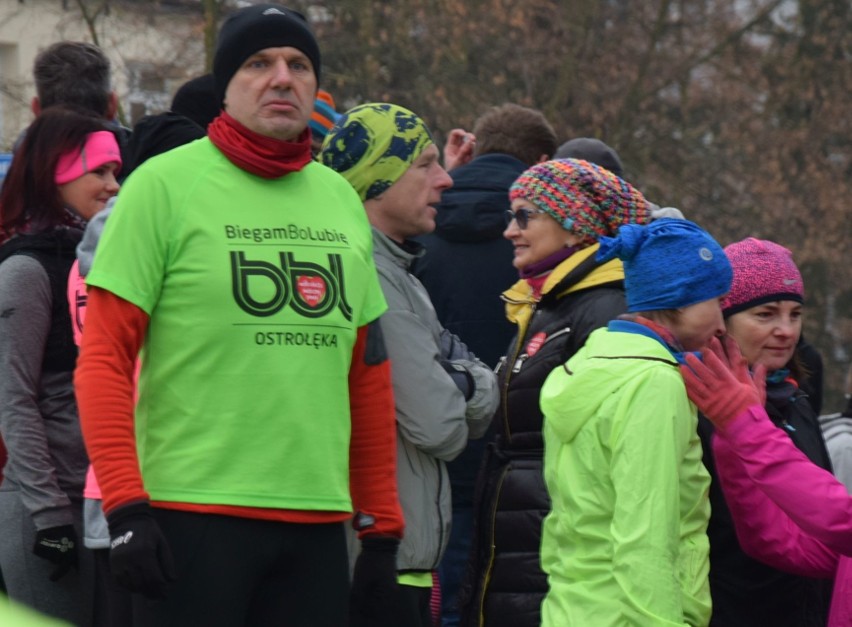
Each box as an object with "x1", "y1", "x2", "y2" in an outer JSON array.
[{"x1": 680, "y1": 336, "x2": 766, "y2": 430}]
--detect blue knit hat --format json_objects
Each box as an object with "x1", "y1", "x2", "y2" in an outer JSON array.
[{"x1": 597, "y1": 218, "x2": 732, "y2": 312}]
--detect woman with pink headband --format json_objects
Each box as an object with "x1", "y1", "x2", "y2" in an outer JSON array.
[{"x1": 0, "y1": 106, "x2": 120, "y2": 625}]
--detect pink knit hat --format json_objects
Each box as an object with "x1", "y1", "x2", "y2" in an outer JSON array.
[
  {"x1": 55, "y1": 131, "x2": 121, "y2": 185},
  {"x1": 722, "y1": 238, "x2": 804, "y2": 317}
]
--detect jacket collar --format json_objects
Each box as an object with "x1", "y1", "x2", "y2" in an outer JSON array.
[
  {"x1": 371, "y1": 227, "x2": 425, "y2": 271},
  {"x1": 502, "y1": 243, "x2": 624, "y2": 306}
]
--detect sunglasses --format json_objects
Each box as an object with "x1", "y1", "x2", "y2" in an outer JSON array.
[{"x1": 505, "y1": 207, "x2": 548, "y2": 229}]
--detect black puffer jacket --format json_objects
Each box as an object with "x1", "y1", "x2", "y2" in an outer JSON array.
[
  {"x1": 460, "y1": 247, "x2": 627, "y2": 627},
  {"x1": 698, "y1": 379, "x2": 833, "y2": 627}
]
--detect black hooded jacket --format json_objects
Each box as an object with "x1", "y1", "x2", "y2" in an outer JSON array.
[
  {"x1": 413, "y1": 153, "x2": 524, "y2": 369},
  {"x1": 459, "y1": 249, "x2": 628, "y2": 627}
]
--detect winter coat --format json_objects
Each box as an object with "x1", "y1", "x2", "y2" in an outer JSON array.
[
  {"x1": 371, "y1": 228, "x2": 499, "y2": 571},
  {"x1": 412, "y1": 153, "x2": 525, "y2": 511},
  {"x1": 820, "y1": 412, "x2": 852, "y2": 493},
  {"x1": 712, "y1": 405, "x2": 852, "y2": 627},
  {"x1": 0, "y1": 228, "x2": 87, "y2": 529},
  {"x1": 460, "y1": 244, "x2": 628, "y2": 627},
  {"x1": 538, "y1": 325, "x2": 711, "y2": 626},
  {"x1": 699, "y1": 380, "x2": 833, "y2": 626},
  {"x1": 412, "y1": 153, "x2": 524, "y2": 368}
]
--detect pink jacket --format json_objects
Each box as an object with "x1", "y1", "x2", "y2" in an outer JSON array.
[
  {"x1": 68, "y1": 259, "x2": 143, "y2": 502},
  {"x1": 68, "y1": 260, "x2": 102, "y2": 499},
  {"x1": 714, "y1": 404, "x2": 852, "y2": 626}
]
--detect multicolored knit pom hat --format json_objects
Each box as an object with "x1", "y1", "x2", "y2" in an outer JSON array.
[
  {"x1": 309, "y1": 89, "x2": 340, "y2": 142},
  {"x1": 319, "y1": 102, "x2": 433, "y2": 201},
  {"x1": 722, "y1": 238, "x2": 804, "y2": 317},
  {"x1": 509, "y1": 158, "x2": 651, "y2": 246}
]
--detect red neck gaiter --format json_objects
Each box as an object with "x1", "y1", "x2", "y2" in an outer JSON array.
[{"x1": 207, "y1": 111, "x2": 313, "y2": 178}]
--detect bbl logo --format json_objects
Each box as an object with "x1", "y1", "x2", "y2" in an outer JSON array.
[{"x1": 231, "y1": 251, "x2": 353, "y2": 320}]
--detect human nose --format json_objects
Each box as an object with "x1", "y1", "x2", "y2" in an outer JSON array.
[
  {"x1": 772, "y1": 316, "x2": 797, "y2": 338},
  {"x1": 504, "y1": 217, "x2": 520, "y2": 240},
  {"x1": 712, "y1": 310, "x2": 726, "y2": 339},
  {"x1": 435, "y1": 165, "x2": 453, "y2": 191},
  {"x1": 270, "y1": 59, "x2": 293, "y2": 88},
  {"x1": 106, "y1": 172, "x2": 120, "y2": 194}
]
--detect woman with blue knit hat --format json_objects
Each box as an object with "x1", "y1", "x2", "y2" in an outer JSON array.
[
  {"x1": 461, "y1": 158, "x2": 652, "y2": 627},
  {"x1": 537, "y1": 218, "x2": 731, "y2": 626}
]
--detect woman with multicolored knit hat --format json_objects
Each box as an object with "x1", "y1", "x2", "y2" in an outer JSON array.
[
  {"x1": 538, "y1": 218, "x2": 732, "y2": 626},
  {"x1": 694, "y1": 238, "x2": 832, "y2": 627},
  {"x1": 460, "y1": 158, "x2": 652, "y2": 627}
]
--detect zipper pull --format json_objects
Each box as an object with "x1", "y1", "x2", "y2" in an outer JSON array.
[
  {"x1": 512, "y1": 354, "x2": 529, "y2": 373},
  {"x1": 494, "y1": 356, "x2": 507, "y2": 375}
]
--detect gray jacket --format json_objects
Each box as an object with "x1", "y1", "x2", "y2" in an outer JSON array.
[
  {"x1": 371, "y1": 228, "x2": 498, "y2": 571},
  {"x1": 0, "y1": 255, "x2": 87, "y2": 530}
]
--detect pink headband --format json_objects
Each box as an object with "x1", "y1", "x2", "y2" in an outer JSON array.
[{"x1": 55, "y1": 131, "x2": 122, "y2": 185}]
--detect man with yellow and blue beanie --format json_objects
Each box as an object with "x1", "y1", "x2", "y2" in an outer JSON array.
[{"x1": 322, "y1": 105, "x2": 500, "y2": 627}]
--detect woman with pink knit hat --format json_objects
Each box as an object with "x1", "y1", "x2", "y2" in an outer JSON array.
[
  {"x1": 682, "y1": 239, "x2": 842, "y2": 625},
  {"x1": 461, "y1": 158, "x2": 651, "y2": 627},
  {"x1": 694, "y1": 238, "x2": 833, "y2": 626},
  {"x1": 0, "y1": 107, "x2": 120, "y2": 624}
]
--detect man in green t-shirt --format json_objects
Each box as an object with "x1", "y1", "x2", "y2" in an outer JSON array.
[
  {"x1": 321, "y1": 104, "x2": 499, "y2": 627},
  {"x1": 74, "y1": 5, "x2": 403, "y2": 626}
]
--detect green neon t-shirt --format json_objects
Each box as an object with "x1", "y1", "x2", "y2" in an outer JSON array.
[{"x1": 87, "y1": 139, "x2": 386, "y2": 512}]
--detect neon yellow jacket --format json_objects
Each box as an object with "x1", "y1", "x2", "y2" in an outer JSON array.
[{"x1": 539, "y1": 326, "x2": 711, "y2": 626}]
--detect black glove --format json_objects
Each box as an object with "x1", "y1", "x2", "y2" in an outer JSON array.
[
  {"x1": 440, "y1": 329, "x2": 472, "y2": 362},
  {"x1": 33, "y1": 524, "x2": 78, "y2": 582},
  {"x1": 441, "y1": 360, "x2": 475, "y2": 401},
  {"x1": 349, "y1": 536, "x2": 399, "y2": 624},
  {"x1": 107, "y1": 502, "x2": 177, "y2": 599}
]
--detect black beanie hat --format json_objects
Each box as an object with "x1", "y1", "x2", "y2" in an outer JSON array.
[
  {"x1": 171, "y1": 74, "x2": 220, "y2": 130},
  {"x1": 124, "y1": 112, "x2": 206, "y2": 178},
  {"x1": 213, "y1": 4, "x2": 321, "y2": 105},
  {"x1": 554, "y1": 137, "x2": 625, "y2": 180}
]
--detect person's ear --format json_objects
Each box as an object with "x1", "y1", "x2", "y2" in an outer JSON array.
[{"x1": 31, "y1": 97, "x2": 41, "y2": 116}]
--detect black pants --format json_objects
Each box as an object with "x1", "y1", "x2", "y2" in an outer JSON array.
[
  {"x1": 92, "y1": 549, "x2": 133, "y2": 627},
  {"x1": 132, "y1": 510, "x2": 349, "y2": 627},
  {"x1": 353, "y1": 583, "x2": 432, "y2": 627}
]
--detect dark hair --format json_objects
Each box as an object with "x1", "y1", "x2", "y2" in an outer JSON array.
[
  {"x1": 33, "y1": 42, "x2": 112, "y2": 116},
  {"x1": 472, "y1": 103, "x2": 557, "y2": 166},
  {"x1": 0, "y1": 108, "x2": 110, "y2": 240}
]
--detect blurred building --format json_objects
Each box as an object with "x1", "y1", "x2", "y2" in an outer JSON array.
[{"x1": 0, "y1": 0, "x2": 209, "y2": 149}]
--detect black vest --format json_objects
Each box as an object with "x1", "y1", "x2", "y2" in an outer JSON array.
[{"x1": 0, "y1": 228, "x2": 82, "y2": 372}]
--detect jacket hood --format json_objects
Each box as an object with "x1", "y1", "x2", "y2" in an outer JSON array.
[
  {"x1": 76, "y1": 199, "x2": 115, "y2": 276},
  {"x1": 433, "y1": 154, "x2": 527, "y2": 243},
  {"x1": 540, "y1": 328, "x2": 679, "y2": 443}
]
